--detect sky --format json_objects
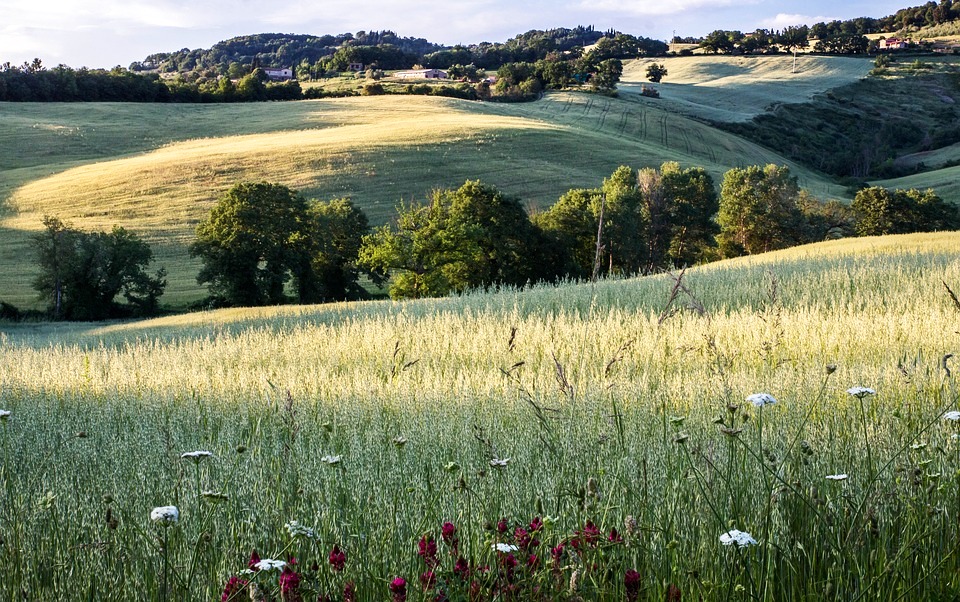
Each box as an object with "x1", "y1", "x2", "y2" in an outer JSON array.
[{"x1": 1, "y1": 0, "x2": 915, "y2": 69}]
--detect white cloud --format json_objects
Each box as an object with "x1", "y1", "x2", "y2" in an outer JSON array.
[
  {"x1": 576, "y1": 0, "x2": 758, "y2": 17},
  {"x1": 759, "y1": 13, "x2": 835, "y2": 29}
]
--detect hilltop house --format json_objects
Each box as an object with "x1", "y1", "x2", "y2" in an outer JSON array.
[
  {"x1": 394, "y1": 69, "x2": 448, "y2": 80},
  {"x1": 879, "y1": 37, "x2": 908, "y2": 51},
  {"x1": 263, "y1": 67, "x2": 294, "y2": 81}
]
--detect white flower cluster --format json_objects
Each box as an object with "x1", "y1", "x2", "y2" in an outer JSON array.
[
  {"x1": 150, "y1": 505, "x2": 179, "y2": 524},
  {"x1": 492, "y1": 543, "x2": 519, "y2": 553},
  {"x1": 0, "y1": 409, "x2": 10, "y2": 421},
  {"x1": 944, "y1": 411, "x2": 960, "y2": 422},
  {"x1": 180, "y1": 450, "x2": 214, "y2": 463},
  {"x1": 720, "y1": 529, "x2": 757, "y2": 548},
  {"x1": 255, "y1": 558, "x2": 286, "y2": 571},
  {"x1": 825, "y1": 474, "x2": 848, "y2": 481},
  {"x1": 489, "y1": 457, "x2": 511, "y2": 468},
  {"x1": 746, "y1": 393, "x2": 777, "y2": 407},
  {"x1": 285, "y1": 520, "x2": 317, "y2": 540},
  {"x1": 321, "y1": 455, "x2": 342, "y2": 466},
  {"x1": 847, "y1": 386, "x2": 876, "y2": 398}
]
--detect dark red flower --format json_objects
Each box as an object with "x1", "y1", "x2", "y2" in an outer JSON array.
[
  {"x1": 279, "y1": 565, "x2": 301, "y2": 595},
  {"x1": 551, "y1": 543, "x2": 564, "y2": 567},
  {"x1": 526, "y1": 553, "x2": 539, "y2": 570},
  {"x1": 528, "y1": 516, "x2": 544, "y2": 533},
  {"x1": 420, "y1": 570, "x2": 437, "y2": 590},
  {"x1": 573, "y1": 520, "x2": 602, "y2": 549},
  {"x1": 328, "y1": 545, "x2": 346, "y2": 572},
  {"x1": 624, "y1": 569, "x2": 641, "y2": 602},
  {"x1": 500, "y1": 553, "x2": 518, "y2": 581},
  {"x1": 418, "y1": 535, "x2": 439, "y2": 567},
  {"x1": 343, "y1": 581, "x2": 356, "y2": 602},
  {"x1": 454, "y1": 557, "x2": 470, "y2": 580},
  {"x1": 441, "y1": 521, "x2": 457, "y2": 543},
  {"x1": 608, "y1": 528, "x2": 623, "y2": 543},
  {"x1": 220, "y1": 576, "x2": 248, "y2": 602},
  {"x1": 389, "y1": 576, "x2": 407, "y2": 602},
  {"x1": 497, "y1": 517, "x2": 509, "y2": 533},
  {"x1": 248, "y1": 550, "x2": 261, "y2": 571}
]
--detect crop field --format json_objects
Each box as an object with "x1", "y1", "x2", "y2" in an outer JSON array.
[
  {"x1": 0, "y1": 92, "x2": 845, "y2": 309},
  {"x1": 1, "y1": 232, "x2": 959, "y2": 600},
  {"x1": 620, "y1": 55, "x2": 874, "y2": 122}
]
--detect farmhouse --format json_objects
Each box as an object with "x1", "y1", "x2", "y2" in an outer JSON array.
[
  {"x1": 879, "y1": 37, "x2": 908, "y2": 51},
  {"x1": 394, "y1": 69, "x2": 448, "y2": 79},
  {"x1": 347, "y1": 63, "x2": 364, "y2": 72},
  {"x1": 262, "y1": 67, "x2": 294, "y2": 80}
]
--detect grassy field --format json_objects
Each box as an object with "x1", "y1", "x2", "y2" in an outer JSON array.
[
  {"x1": 1, "y1": 232, "x2": 959, "y2": 600},
  {"x1": 620, "y1": 55, "x2": 874, "y2": 122},
  {"x1": 0, "y1": 92, "x2": 845, "y2": 309}
]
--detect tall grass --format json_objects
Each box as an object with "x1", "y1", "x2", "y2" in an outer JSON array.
[{"x1": 0, "y1": 233, "x2": 958, "y2": 599}]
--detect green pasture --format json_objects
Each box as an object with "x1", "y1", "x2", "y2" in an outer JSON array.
[{"x1": 1, "y1": 233, "x2": 959, "y2": 599}]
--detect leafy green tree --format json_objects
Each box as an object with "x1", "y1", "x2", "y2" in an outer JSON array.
[
  {"x1": 191, "y1": 182, "x2": 312, "y2": 306},
  {"x1": 853, "y1": 186, "x2": 959, "y2": 236},
  {"x1": 716, "y1": 165, "x2": 806, "y2": 257},
  {"x1": 32, "y1": 216, "x2": 166, "y2": 320},
  {"x1": 359, "y1": 181, "x2": 547, "y2": 299},
  {"x1": 600, "y1": 166, "x2": 646, "y2": 274},
  {"x1": 532, "y1": 188, "x2": 602, "y2": 280},
  {"x1": 645, "y1": 63, "x2": 668, "y2": 83},
  {"x1": 639, "y1": 162, "x2": 718, "y2": 269},
  {"x1": 300, "y1": 198, "x2": 372, "y2": 302},
  {"x1": 590, "y1": 58, "x2": 623, "y2": 92}
]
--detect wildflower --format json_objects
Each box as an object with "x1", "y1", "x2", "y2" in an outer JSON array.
[
  {"x1": 0, "y1": 410, "x2": 9, "y2": 421},
  {"x1": 825, "y1": 474, "x2": 848, "y2": 481},
  {"x1": 496, "y1": 517, "x2": 509, "y2": 533},
  {"x1": 420, "y1": 570, "x2": 437, "y2": 590},
  {"x1": 202, "y1": 490, "x2": 229, "y2": 502},
  {"x1": 254, "y1": 558, "x2": 286, "y2": 571},
  {"x1": 624, "y1": 515, "x2": 638, "y2": 536},
  {"x1": 573, "y1": 520, "x2": 601, "y2": 549},
  {"x1": 393, "y1": 435, "x2": 408, "y2": 447},
  {"x1": 551, "y1": 543, "x2": 564, "y2": 567},
  {"x1": 220, "y1": 575, "x2": 248, "y2": 602},
  {"x1": 389, "y1": 576, "x2": 407, "y2": 602},
  {"x1": 418, "y1": 535, "x2": 439, "y2": 567},
  {"x1": 328, "y1": 545, "x2": 346, "y2": 572},
  {"x1": 180, "y1": 450, "x2": 214, "y2": 463},
  {"x1": 343, "y1": 581, "x2": 356, "y2": 602},
  {"x1": 608, "y1": 528, "x2": 623, "y2": 543},
  {"x1": 150, "y1": 505, "x2": 179, "y2": 524},
  {"x1": 944, "y1": 411, "x2": 960, "y2": 422},
  {"x1": 493, "y1": 542, "x2": 519, "y2": 553},
  {"x1": 673, "y1": 432, "x2": 689, "y2": 444},
  {"x1": 624, "y1": 569, "x2": 641, "y2": 602},
  {"x1": 528, "y1": 516, "x2": 544, "y2": 533},
  {"x1": 441, "y1": 521, "x2": 458, "y2": 548},
  {"x1": 248, "y1": 550, "x2": 261, "y2": 570},
  {"x1": 285, "y1": 520, "x2": 317, "y2": 540},
  {"x1": 443, "y1": 461, "x2": 461, "y2": 473},
  {"x1": 720, "y1": 529, "x2": 757, "y2": 548},
  {"x1": 847, "y1": 386, "x2": 876, "y2": 398},
  {"x1": 279, "y1": 565, "x2": 301, "y2": 596},
  {"x1": 454, "y1": 556, "x2": 470, "y2": 580},
  {"x1": 746, "y1": 393, "x2": 777, "y2": 407},
  {"x1": 321, "y1": 455, "x2": 342, "y2": 466},
  {"x1": 489, "y1": 457, "x2": 510, "y2": 468},
  {"x1": 527, "y1": 553, "x2": 539, "y2": 570}
]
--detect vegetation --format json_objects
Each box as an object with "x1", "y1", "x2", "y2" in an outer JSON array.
[
  {"x1": 31, "y1": 216, "x2": 166, "y2": 320},
  {"x1": 1, "y1": 233, "x2": 960, "y2": 599},
  {"x1": 852, "y1": 185, "x2": 960, "y2": 235}
]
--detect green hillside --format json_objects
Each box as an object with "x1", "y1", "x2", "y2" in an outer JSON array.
[{"x1": 0, "y1": 91, "x2": 844, "y2": 309}]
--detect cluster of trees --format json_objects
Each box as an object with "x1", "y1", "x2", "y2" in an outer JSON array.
[
  {"x1": 30, "y1": 217, "x2": 166, "y2": 320},
  {"x1": 878, "y1": 0, "x2": 960, "y2": 31}
]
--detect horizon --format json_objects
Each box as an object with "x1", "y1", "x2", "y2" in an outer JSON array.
[{"x1": 3, "y1": 1, "x2": 914, "y2": 70}]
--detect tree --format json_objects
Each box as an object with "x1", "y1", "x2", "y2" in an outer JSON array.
[
  {"x1": 590, "y1": 58, "x2": 623, "y2": 92},
  {"x1": 300, "y1": 198, "x2": 372, "y2": 302},
  {"x1": 532, "y1": 188, "x2": 602, "y2": 280},
  {"x1": 852, "y1": 186, "x2": 960, "y2": 236},
  {"x1": 639, "y1": 162, "x2": 718, "y2": 269},
  {"x1": 716, "y1": 165, "x2": 806, "y2": 257},
  {"x1": 645, "y1": 63, "x2": 668, "y2": 83},
  {"x1": 191, "y1": 182, "x2": 312, "y2": 306},
  {"x1": 32, "y1": 216, "x2": 166, "y2": 320}
]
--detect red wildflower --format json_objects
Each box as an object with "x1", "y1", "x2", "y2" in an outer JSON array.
[
  {"x1": 500, "y1": 553, "x2": 518, "y2": 581},
  {"x1": 551, "y1": 543, "x2": 564, "y2": 568},
  {"x1": 420, "y1": 570, "x2": 437, "y2": 590},
  {"x1": 389, "y1": 576, "x2": 408, "y2": 602},
  {"x1": 418, "y1": 535, "x2": 439, "y2": 567},
  {"x1": 328, "y1": 545, "x2": 346, "y2": 572},
  {"x1": 441, "y1": 521, "x2": 457, "y2": 544},
  {"x1": 343, "y1": 581, "x2": 356, "y2": 602},
  {"x1": 608, "y1": 528, "x2": 623, "y2": 543},
  {"x1": 624, "y1": 569, "x2": 641, "y2": 602},
  {"x1": 279, "y1": 566, "x2": 301, "y2": 599},
  {"x1": 454, "y1": 557, "x2": 470, "y2": 580},
  {"x1": 528, "y1": 516, "x2": 544, "y2": 533},
  {"x1": 573, "y1": 520, "x2": 601, "y2": 549},
  {"x1": 497, "y1": 517, "x2": 509, "y2": 533},
  {"x1": 527, "y1": 553, "x2": 539, "y2": 570},
  {"x1": 220, "y1": 576, "x2": 248, "y2": 602},
  {"x1": 248, "y1": 550, "x2": 261, "y2": 571}
]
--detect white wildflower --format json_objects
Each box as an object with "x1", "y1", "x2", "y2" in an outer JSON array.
[
  {"x1": 321, "y1": 455, "x2": 342, "y2": 466},
  {"x1": 847, "y1": 387, "x2": 876, "y2": 398},
  {"x1": 0, "y1": 410, "x2": 10, "y2": 421},
  {"x1": 944, "y1": 411, "x2": 960, "y2": 422},
  {"x1": 285, "y1": 520, "x2": 317, "y2": 540},
  {"x1": 746, "y1": 393, "x2": 777, "y2": 407},
  {"x1": 392, "y1": 435, "x2": 408, "y2": 447},
  {"x1": 254, "y1": 558, "x2": 286, "y2": 571},
  {"x1": 150, "y1": 505, "x2": 179, "y2": 524},
  {"x1": 825, "y1": 474, "x2": 848, "y2": 481},
  {"x1": 720, "y1": 529, "x2": 757, "y2": 548},
  {"x1": 489, "y1": 457, "x2": 510, "y2": 468},
  {"x1": 493, "y1": 543, "x2": 519, "y2": 553},
  {"x1": 201, "y1": 490, "x2": 228, "y2": 501},
  {"x1": 180, "y1": 450, "x2": 213, "y2": 463}
]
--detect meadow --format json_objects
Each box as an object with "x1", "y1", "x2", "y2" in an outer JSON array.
[{"x1": 1, "y1": 232, "x2": 959, "y2": 600}]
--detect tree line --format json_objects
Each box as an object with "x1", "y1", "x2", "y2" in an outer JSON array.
[{"x1": 8, "y1": 165, "x2": 957, "y2": 321}]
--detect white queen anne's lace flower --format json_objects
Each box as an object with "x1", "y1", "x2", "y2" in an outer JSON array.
[
  {"x1": 944, "y1": 411, "x2": 960, "y2": 422},
  {"x1": 847, "y1": 387, "x2": 876, "y2": 398},
  {"x1": 254, "y1": 558, "x2": 286, "y2": 571},
  {"x1": 746, "y1": 393, "x2": 777, "y2": 407},
  {"x1": 720, "y1": 529, "x2": 757, "y2": 548},
  {"x1": 150, "y1": 505, "x2": 179, "y2": 524},
  {"x1": 493, "y1": 543, "x2": 519, "y2": 553},
  {"x1": 321, "y1": 454, "x2": 342, "y2": 465},
  {"x1": 489, "y1": 457, "x2": 510, "y2": 468},
  {"x1": 180, "y1": 450, "x2": 213, "y2": 463},
  {"x1": 285, "y1": 520, "x2": 317, "y2": 540},
  {"x1": 825, "y1": 474, "x2": 848, "y2": 481},
  {"x1": 0, "y1": 410, "x2": 10, "y2": 421}
]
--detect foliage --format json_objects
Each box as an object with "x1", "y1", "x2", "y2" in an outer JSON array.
[
  {"x1": 852, "y1": 186, "x2": 960, "y2": 235},
  {"x1": 31, "y1": 216, "x2": 166, "y2": 320},
  {"x1": 716, "y1": 164, "x2": 806, "y2": 257},
  {"x1": 645, "y1": 63, "x2": 667, "y2": 83},
  {"x1": 301, "y1": 198, "x2": 374, "y2": 302}
]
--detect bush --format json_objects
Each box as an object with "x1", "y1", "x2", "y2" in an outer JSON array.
[{"x1": 361, "y1": 82, "x2": 386, "y2": 96}]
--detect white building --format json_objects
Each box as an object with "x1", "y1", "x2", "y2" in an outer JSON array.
[
  {"x1": 394, "y1": 69, "x2": 448, "y2": 80},
  {"x1": 263, "y1": 67, "x2": 294, "y2": 80}
]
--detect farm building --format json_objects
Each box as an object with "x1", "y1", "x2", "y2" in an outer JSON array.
[
  {"x1": 394, "y1": 69, "x2": 448, "y2": 79},
  {"x1": 879, "y1": 37, "x2": 908, "y2": 50},
  {"x1": 263, "y1": 67, "x2": 294, "y2": 80}
]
